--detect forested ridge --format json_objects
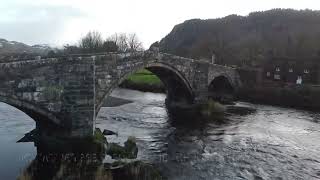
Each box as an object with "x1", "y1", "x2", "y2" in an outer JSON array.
[{"x1": 158, "y1": 9, "x2": 320, "y2": 66}]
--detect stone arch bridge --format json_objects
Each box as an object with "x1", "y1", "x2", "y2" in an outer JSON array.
[{"x1": 0, "y1": 51, "x2": 241, "y2": 138}]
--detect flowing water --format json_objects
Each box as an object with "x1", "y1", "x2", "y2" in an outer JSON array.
[{"x1": 1, "y1": 88, "x2": 320, "y2": 179}]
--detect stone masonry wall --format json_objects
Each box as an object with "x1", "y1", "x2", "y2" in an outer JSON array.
[
  {"x1": 0, "y1": 51, "x2": 241, "y2": 138},
  {"x1": 0, "y1": 57, "x2": 95, "y2": 137}
]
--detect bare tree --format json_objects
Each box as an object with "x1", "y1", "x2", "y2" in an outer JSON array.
[
  {"x1": 107, "y1": 33, "x2": 119, "y2": 44},
  {"x1": 103, "y1": 41, "x2": 118, "y2": 52},
  {"x1": 127, "y1": 33, "x2": 143, "y2": 52},
  {"x1": 107, "y1": 33, "x2": 127, "y2": 52},
  {"x1": 107, "y1": 33, "x2": 143, "y2": 52},
  {"x1": 118, "y1": 33, "x2": 129, "y2": 52},
  {"x1": 79, "y1": 31, "x2": 104, "y2": 53}
]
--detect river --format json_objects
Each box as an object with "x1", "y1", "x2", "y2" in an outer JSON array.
[{"x1": 0, "y1": 88, "x2": 320, "y2": 179}]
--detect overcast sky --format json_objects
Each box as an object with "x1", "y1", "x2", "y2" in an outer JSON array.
[{"x1": 1, "y1": 0, "x2": 319, "y2": 48}]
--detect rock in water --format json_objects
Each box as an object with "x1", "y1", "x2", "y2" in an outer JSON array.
[
  {"x1": 17, "y1": 129, "x2": 38, "y2": 143},
  {"x1": 124, "y1": 136, "x2": 138, "y2": 159},
  {"x1": 103, "y1": 129, "x2": 118, "y2": 136}
]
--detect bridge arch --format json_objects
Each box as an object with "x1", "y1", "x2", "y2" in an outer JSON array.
[
  {"x1": 208, "y1": 75, "x2": 235, "y2": 102},
  {"x1": 0, "y1": 96, "x2": 62, "y2": 126},
  {"x1": 95, "y1": 62, "x2": 195, "y2": 113}
]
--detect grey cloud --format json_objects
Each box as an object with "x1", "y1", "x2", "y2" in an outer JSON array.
[
  {"x1": 0, "y1": 20, "x2": 66, "y2": 45},
  {"x1": 0, "y1": 3, "x2": 87, "y2": 45},
  {"x1": 0, "y1": 3, "x2": 87, "y2": 22}
]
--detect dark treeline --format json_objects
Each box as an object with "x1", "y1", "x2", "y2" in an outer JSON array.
[{"x1": 158, "y1": 9, "x2": 320, "y2": 66}]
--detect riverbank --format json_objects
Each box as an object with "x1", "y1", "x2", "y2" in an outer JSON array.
[
  {"x1": 103, "y1": 96, "x2": 133, "y2": 107},
  {"x1": 119, "y1": 69, "x2": 165, "y2": 93},
  {"x1": 237, "y1": 84, "x2": 320, "y2": 111}
]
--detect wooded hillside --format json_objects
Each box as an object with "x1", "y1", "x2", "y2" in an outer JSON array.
[{"x1": 158, "y1": 9, "x2": 320, "y2": 66}]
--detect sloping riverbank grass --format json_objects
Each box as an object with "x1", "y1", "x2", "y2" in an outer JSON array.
[{"x1": 120, "y1": 69, "x2": 165, "y2": 93}]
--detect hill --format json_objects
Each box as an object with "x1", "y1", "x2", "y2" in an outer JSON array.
[
  {"x1": 0, "y1": 38, "x2": 54, "y2": 61},
  {"x1": 158, "y1": 9, "x2": 320, "y2": 66}
]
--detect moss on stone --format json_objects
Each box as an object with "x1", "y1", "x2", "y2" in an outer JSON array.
[
  {"x1": 107, "y1": 136, "x2": 138, "y2": 159},
  {"x1": 107, "y1": 143, "x2": 129, "y2": 159},
  {"x1": 121, "y1": 161, "x2": 164, "y2": 180},
  {"x1": 124, "y1": 136, "x2": 138, "y2": 159},
  {"x1": 93, "y1": 128, "x2": 108, "y2": 145},
  {"x1": 43, "y1": 85, "x2": 63, "y2": 100}
]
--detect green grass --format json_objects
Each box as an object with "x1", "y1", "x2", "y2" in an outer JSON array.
[
  {"x1": 134, "y1": 69, "x2": 154, "y2": 75},
  {"x1": 126, "y1": 69, "x2": 162, "y2": 86}
]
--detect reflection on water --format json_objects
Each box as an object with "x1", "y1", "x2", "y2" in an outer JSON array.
[
  {"x1": 1, "y1": 88, "x2": 320, "y2": 179},
  {"x1": 0, "y1": 103, "x2": 36, "y2": 180}
]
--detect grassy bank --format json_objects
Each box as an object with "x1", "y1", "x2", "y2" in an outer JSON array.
[{"x1": 120, "y1": 69, "x2": 165, "y2": 93}]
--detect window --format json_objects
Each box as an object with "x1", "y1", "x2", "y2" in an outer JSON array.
[
  {"x1": 289, "y1": 68, "x2": 293, "y2": 73},
  {"x1": 296, "y1": 76, "x2": 302, "y2": 84},
  {"x1": 266, "y1": 72, "x2": 270, "y2": 77},
  {"x1": 274, "y1": 74, "x2": 281, "y2": 80},
  {"x1": 276, "y1": 67, "x2": 280, "y2": 72}
]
